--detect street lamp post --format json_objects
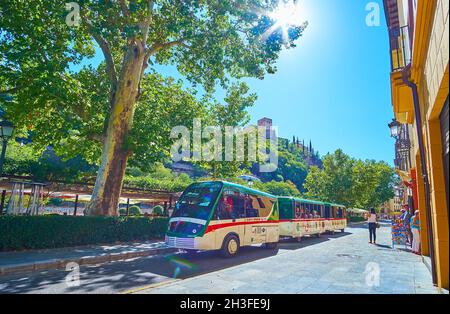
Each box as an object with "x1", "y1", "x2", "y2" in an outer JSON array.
[
  {"x1": 388, "y1": 119, "x2": 401, "y2": 139},
  {"x1": 0, "y1": 119, "x2": 15, "y2": 177}
]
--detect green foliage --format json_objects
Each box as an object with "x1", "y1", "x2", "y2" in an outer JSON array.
[
  {"x1": 124, "y1": 163, "x2": 193, "y2": 192},
  {"x1": 255, "y1": 180, "x2": 301, "y2": 197},
  {"x1": 254, "y1": 140, "x2": 309, "y2": 192},
  {"x1": 303, "y1": 149, "x2": 396, "y2": 209},
  {"x1": 1, "y1": 0, "x2": 306, "y2": 170},
  {"x1": 4, "y1": 142, "x2": 96, "y2": 182},
  {"x1": 0, "y1": 216, "x2": 169, "y2": 251},
  {"x1": 152, "y1": 205, "x2": 164, "y2": 216},
  {"x1": 193, "y1": 83, "x2": 257, "y2": 179},
  {"x1": 347, "y1": 216, "x2": 366, "y2": 223},
  {"x1": 127, "y1": 205, "x2": 141, "y2": 216}
]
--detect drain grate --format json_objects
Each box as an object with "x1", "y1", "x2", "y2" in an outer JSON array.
[{"x1": 336, "y1": 253, "x2": 362, "y2": 259}]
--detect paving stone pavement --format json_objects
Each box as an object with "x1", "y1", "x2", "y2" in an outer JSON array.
[
  {"x1": 0, "y1": 240, "x2": 174, "y2": 276},
  {"x1": 136, "y1": 223, "x2": 440, "y2": 294}
]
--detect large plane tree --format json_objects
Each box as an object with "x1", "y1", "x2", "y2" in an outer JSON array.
[{"x1": 0, "y1": 0, "x2": 306, "y2": 215}]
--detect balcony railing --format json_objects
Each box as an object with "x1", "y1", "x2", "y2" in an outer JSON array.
[
  {"x1": 389, "y1": 25, "x2": 412, "y2": 72},
  {"x1": 394, "y1": 124, "x2": 412, "y2": 172}
]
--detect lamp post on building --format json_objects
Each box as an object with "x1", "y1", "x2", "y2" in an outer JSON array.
[
  {"x1": 0, "y1": 119, "x2": 15, "y2": 177},
  {"x1": 388, "y1": 119, "x2": 401, "y2": 139}
]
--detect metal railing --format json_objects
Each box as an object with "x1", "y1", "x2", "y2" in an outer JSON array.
[
  {"x1": 394, "y1": 124, "x2": 412, "y2": 172},
  {"x1": 389, "y1": 25, "x2": 412, "y2": 72}
]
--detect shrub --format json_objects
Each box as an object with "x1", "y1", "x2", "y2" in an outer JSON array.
[
  {"x1": 347, "y1": 216, "x2": 366, "y2": 223},
  {"x1": 152, "y1": 205, "x2": 164, "y2": 216},
  {"x1": 128, "y1": 205, "x2": 141, "y2": 216},
  {"x1": 0, "y1": 215, "x2": 169, "y2": 251}
]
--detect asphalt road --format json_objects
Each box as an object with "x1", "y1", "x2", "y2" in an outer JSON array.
[{"x1": 0, "y1": 230, "x2": 348, "y2": 294}]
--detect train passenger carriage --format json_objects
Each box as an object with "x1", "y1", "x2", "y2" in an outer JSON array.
[
  {"x1": 165, "y1": 181, "x2": 279, "y2": 257},
  {"x1": 278, "y1": 197, "x2": 347, "y2": 241},
  {"x1": 165, "y1": 181, "x2": 347, "y2": 257}
]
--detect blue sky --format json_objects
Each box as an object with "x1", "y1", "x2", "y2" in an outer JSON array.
[
  {"x1": 76, "y1": 0, "x2": 396, "y2": 165},
  {"x1": 237, "y1": 0, "x2": 395, "y2": 164}
]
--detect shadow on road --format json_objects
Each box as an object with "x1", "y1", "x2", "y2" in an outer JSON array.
[{"x1": 0, "y1": 231, "x2": 352, "y2": 294}]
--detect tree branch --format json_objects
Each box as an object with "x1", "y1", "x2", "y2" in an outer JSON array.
[
  {"x1": 82, "y1": 18, "x2": 118, "y2": 105},
  {"x1": 146, "y1": 39, "x2": 189, "y2": 58},
  {"x1": 119, "y1": 0, "x2": 130, "y2": 19},
  {"x1": 141, "y1": 0, "x2": 154, "y2": 44}
]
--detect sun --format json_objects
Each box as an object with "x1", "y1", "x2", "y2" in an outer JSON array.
[
  {"x1": 263, "y1": 0, "x2": 307, "y2": 43},
  {"x1": 269, "y1": 0, "x2": 305, "y2": 29}
]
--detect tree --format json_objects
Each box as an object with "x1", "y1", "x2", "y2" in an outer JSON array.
[
  {"x1": 255, "y1": 180, "x2": 300, "y2": 197},
  {"x1": 195, "y1": 83, "x2": 257, "y2": 179},
  {"x1": 351, "y1": 159, "x2": 395, "y2": 209},
  {"x1": 1, "y1": 1, "x2": 306, "y2": 215},
  {"x1": 303, "y1": 149, "x2": 396, "y2": 208}
]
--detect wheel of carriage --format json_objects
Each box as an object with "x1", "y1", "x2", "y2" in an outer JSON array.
[
  {"x1": 220, "y1": 234, "x2": 240, "y2": 258},
  {"x1": 341, "y1": 229, "x2": 345, "y2": 233}
]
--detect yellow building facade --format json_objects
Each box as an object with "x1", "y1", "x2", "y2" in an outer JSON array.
[{"x1": 384, "y1": 0, "x2": 449, "y2": 289}]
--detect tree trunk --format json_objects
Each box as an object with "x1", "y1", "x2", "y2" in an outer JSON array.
[{"x1": 85, "y1": 42, "x2": 145, "y2": 216}]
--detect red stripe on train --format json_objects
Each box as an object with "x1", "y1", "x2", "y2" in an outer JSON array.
[{"x1": 204, "y1": 218, "x2": 346, "y2": 234}]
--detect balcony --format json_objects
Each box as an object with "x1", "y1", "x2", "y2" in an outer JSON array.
[
  {"x1": 387, "y1": 25, "x2": 415, "y2": 124},
  {"x1": 389, "y1": 26, "x2": 412, "y2": 72}
]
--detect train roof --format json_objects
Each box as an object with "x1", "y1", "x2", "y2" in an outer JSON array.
[
  {"x1": 195, "y1": 180, "x2": 277, "y2": 199},
  {"x1": 277, "y1": 196, "x2": 325, "y2": 205},
  {"x1": 277, "y1": 196, "x2": 346, "y2": 208}
]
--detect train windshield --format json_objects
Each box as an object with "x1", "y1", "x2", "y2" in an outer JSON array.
[{"x1": 172, "y1": 182, "x2": 223, "y2": 220}]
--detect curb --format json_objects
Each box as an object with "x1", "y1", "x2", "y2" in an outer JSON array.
[{"x1": 0, "y1": 247, "x2": 178, "y2": 277}]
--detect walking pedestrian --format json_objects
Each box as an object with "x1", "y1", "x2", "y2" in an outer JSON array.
[
  {"x1": 411, "y1": 210, "x2": 421, "y2": 254},
  {"x1": 367, "y1": 208, "x2": 378, "y2": 244}
]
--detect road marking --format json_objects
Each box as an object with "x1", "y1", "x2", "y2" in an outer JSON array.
[{"x1": 120, "y1": 278, "x2": 181, "y2": 294}]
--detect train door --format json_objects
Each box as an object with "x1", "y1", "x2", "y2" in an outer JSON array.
[{"x1": 244, "y1": 194, "x2": 272, "y2": 244}]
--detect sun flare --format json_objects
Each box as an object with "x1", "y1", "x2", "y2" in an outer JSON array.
[
  {"x1": 269, "y1": 0, "x2": 305, "y2": 29},
  {"x1": 263, "y1": 0, "x2": 307, "y2": 43}
]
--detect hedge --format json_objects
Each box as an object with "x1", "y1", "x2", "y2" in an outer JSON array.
[
  {"x1": 0, "y1": 215, "x2": 169, "y2": 251},
  {"x1": 347, "y1": 216, "x2": 366, "y2": 223}
]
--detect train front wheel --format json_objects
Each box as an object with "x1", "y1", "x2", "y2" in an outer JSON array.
[{"x1": 220, "y1": 235, "x2": 240, "y2": 258}]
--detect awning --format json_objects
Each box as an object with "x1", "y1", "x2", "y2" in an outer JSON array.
[{"x1": 395, "y1": 169, "x2": 412, "y2": 182}]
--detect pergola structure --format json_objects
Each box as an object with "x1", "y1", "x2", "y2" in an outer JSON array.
[{"x1": 0, "y1": 175, "x2": 181, "y2": 215}]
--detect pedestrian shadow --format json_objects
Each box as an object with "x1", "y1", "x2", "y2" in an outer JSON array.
[{"x1": 375, "y1": 244, "x2": 393, "y2": 250}]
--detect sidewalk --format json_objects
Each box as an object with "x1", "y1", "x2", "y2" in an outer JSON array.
[{"x1": 0, "y1": 241, "x2": 177, "y2": 276}]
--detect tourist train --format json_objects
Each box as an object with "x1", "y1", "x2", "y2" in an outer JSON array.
[{"x1": 165, "y1": 181, "x2": 347, "y2": 257}]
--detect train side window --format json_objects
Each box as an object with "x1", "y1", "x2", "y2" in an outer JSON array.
[
  {"x1": 246, "y1": 195, "x2": 273, "y2": 218},
  {"x1": 295, "y1": 202, "x2": 302, "y2": 219},
  {"x1": 244, "y1": 194, "x2": 259, "y2": 218},
  {"x1": 324, "y1": 205, "x2": 331, "y2": 218},
  {"x1": 214, "y1": 188, "x2": 245, "y2": 220}
]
